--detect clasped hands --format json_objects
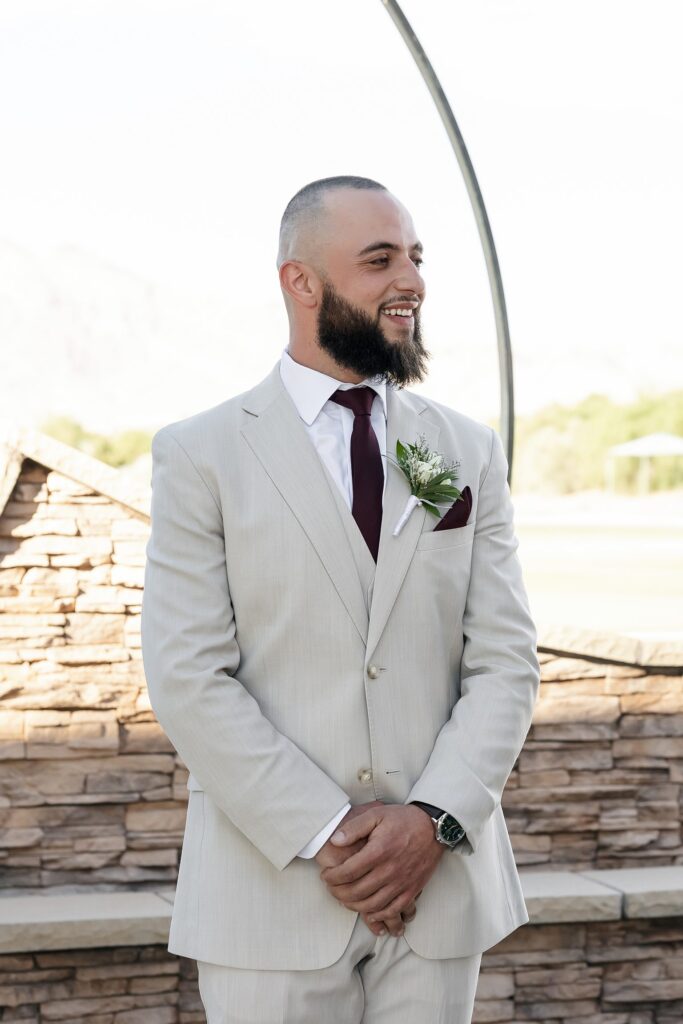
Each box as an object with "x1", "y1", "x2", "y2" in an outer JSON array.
[{"x1": 314, "y1": 801, "x2": 445, "y2": 939}]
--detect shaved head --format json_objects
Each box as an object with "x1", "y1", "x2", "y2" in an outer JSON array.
[{"x1": 276, "y1": 175, "x2": 388, "y2": 271}]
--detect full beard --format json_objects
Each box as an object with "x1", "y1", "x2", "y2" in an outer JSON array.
[{"x1": 316, "y1": 280, "x2": 431, "y2": 388}]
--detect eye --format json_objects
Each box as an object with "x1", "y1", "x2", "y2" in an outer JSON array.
[
  {"x1": 413, "y1": 257, "x2": 424, "y2": 267},
  {"x1": 370, "y1": 256, "x2": 389, "y2": 266}
]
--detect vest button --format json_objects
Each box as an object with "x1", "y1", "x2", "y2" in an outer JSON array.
[
  {"x1": 367, "y1": 664, "x2": 380, "y2": 679},
  {"x1": 357, "y1": 768, "x2": 373, "y2": 784}
]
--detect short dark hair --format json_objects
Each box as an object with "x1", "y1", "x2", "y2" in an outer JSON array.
[{"x1": 277, "y1": 175, "x2": 388, "y2": 268}]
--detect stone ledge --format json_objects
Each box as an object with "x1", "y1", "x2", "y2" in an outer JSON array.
[
  {"x1": 3, "y1": 868, "x2": 683, "y2": 953},
  {"x1": 1, "y1": 868, "x2": 683, "y2": 954},
  {"x1": 518, "y1": 869, "x2": 622, "y2": 923},
  {"x1": 581, "y1": 864, "x2": 683, "y2": 918},
  {"x1": 537, "y1": 625, "x2": 683, "y2": 669},
  {"x1": 0, "y1": 890, "x2": 172, "y2": 953}
]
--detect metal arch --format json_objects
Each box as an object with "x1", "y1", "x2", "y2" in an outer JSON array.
[{"x1": 380, "y1": 0, "x2": 515, "y2": 481}]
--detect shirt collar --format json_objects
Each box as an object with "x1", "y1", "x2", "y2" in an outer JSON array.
[{"x1": 279, "y1": 346, "x2": 388, "y2": 426}]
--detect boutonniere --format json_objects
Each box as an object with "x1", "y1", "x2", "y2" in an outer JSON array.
[{"x1": 387, "y1": 434, "x2": 462, "y2": 536}]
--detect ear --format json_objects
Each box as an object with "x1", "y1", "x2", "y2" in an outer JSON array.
[{"x1": 279, "y1": 260, "x2": 320, "y2": 311}]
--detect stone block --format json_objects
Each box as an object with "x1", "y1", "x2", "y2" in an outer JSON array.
[
  {"x1": 0, "y1": 891, "x2": 172, "y2": 953},
  {"x1": 85, "y1": 771, "x2": 169, "y2": 794},
  {"x1": 474, "y1": 971, "x2": 514, "y2": 999},
  {"x1": 515, "y1": 998, "x2": 599, "y2": 1018},
  {"x1": 518, "y1": 770, "x2": 573, "y2": 786},
  {"x1": 518, "y1": 869, "x2": 622, "y2": 922},
  {"x1": 0, "y1": 536, "x2": 112, "y2": 556},
  {"x1": 120, "y1": 850, "x2": 178, "y2": 867},
  {"x1": 111, "y1": 566, "x2": 144, "y2": 588},
  {"x1": 533, "y1": 695, "x2": 621, "y2": 724},
  {"x1": 0, "y1": 711, "x2": 24, "y2": 740},
  {"x1": 582, "y1": 866, "x2": 683, "y2": 919},
  {"x1": 471, "y1": 998, "x2": 513, "y2": 1022},
  {"x1": 532, "y1": 722, "x2": 620, "y2": 742},
  {"x1": 120, "y1": 723, "x2": 174, "y2": 754},
  {"x1": 0, "y1": 828, "x2": 44, "y2": 848},
  {"x1": 0, "y1": 552, "x2": 50, "y2": 568},
  {"x1": 126, "y1": 805, "x2": 187, "y2": 832},
  {"x1": 64, "y1": 614, "x2": 125, "y2": 645},
  {"x1": 46, "y1": 646, "x2": 130, "y2": 665},
  {"x1": 519, "y1": 748, "x2": 613, "y2": 772},
  {"x1": 73, "y1": 592, "x2": 126, "y2": 613},
  {"x1": 614, "y1": 738, "x2": 683, "y2": 758},
  {"x1": 603, "y1": 978, "x2": 683, "y2": 1001},
  {"x1": 0, "y1": 518, "x2": 78, "y2": 538},
  {"x1": 111, "y1": 519, "x2": 149, "y2": 540}
]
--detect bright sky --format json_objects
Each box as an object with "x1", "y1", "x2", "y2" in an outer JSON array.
[{"x1": 1, "y1": 0, "x2": 682, "y2": 430}]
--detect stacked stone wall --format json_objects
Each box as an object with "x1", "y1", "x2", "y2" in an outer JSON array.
[
  {"x1": 507, "y1": 651, "x2": 683, "y2": 871},
  {"x1": 2, "y1": 458, "x2": 683, "y2": 892},
  {"x1": 2, "y1": 920, "x2": 683, "y2": 1023}
]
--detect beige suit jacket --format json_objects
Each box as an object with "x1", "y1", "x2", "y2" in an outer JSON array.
[{"x1": 140, "y1": 358, "x2": 540, "y2": 970}]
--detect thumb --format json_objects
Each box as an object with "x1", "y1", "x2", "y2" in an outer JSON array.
[{"x1": 329, "y1": 809, "x2": 379, "y2": 846}]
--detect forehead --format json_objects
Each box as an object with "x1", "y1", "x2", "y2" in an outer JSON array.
[{"x1": 321, "y1": 189, "x2": 419, "y2": 253}]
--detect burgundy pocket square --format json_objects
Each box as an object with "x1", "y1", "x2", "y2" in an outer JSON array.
[{"x1": 432, "y1": 486, "x2": 472, "y2": 532}]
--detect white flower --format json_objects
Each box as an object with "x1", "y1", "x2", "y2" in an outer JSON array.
[{"x1": 386, "y1": 434, "x2": 461, "y2": 537}]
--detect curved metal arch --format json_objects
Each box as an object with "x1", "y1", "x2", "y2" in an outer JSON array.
[{"x1": 381, "y1": 0, "x2": 515, "y2": 481}]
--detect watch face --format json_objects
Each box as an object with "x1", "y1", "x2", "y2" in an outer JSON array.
[{"x1": 438, "y1": 814, "x2": 465, "y2": 845}]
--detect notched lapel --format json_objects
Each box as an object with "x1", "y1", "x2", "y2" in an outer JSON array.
[
  {"x1": 366, "y1": 386, "x2": 441, "y2": 658},
  {"x1": 240, "y1": 367, "x2": 369, "y2": 646}
]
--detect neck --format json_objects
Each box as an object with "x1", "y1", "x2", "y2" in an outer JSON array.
[{"x1": 286, "y1": 339, "x2": 366, "y2": 384}]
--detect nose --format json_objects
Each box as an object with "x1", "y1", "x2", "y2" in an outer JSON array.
[{"x1": 393, "y1": 255, "x2": 425, "y2": 296}]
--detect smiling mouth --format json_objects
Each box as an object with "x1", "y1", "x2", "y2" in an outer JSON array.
[{"x1": 381, "y1": 307, "x2": 416, "y2": 325}]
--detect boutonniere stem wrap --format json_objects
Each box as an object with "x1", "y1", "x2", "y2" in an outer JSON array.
[{"x1": 387, "y1": 434, "x2": 462, "y2": 536}]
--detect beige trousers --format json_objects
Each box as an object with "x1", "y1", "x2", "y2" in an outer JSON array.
[{"x1": 196, "y1": 914, "x2": 482, "y2": 1024}]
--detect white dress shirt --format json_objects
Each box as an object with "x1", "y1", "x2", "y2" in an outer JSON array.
[{"x1": 279, "y1": 346, "x2": 390, "y2": 858}]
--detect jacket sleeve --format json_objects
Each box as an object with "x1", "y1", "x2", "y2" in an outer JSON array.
[
  {"x1": 141, "y1": 427, "x2": 351, "y2": 872},
  {"x1": 405, "y1": 427, "x2": 540, "y2": 855}
]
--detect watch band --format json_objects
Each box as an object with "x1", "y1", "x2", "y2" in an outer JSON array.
[
  {"x1": 410, "y1": 801, "x2": 447, "y2": 820},
  {"x1": 410, "y1": 801, "x2": 466, "y2": 849}
]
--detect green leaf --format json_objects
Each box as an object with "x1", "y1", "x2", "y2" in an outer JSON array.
[
  {"x1": 423, "y1": 486, "x2": 462, "y2": 501},
  {"x1": 424, "y1": 468, "x2": 459, "y2": 487}
]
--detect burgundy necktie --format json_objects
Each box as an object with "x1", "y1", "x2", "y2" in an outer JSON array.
[{"x1": 328, "y1": 386, "x2": 384, "y2": 562}]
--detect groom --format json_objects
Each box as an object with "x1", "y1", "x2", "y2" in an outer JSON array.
[{"x1": 141, "y1": 175, "x2": 540, "y2": 1023}]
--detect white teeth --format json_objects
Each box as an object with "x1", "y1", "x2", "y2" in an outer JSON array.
[{"x1": 383, "y1": 308, "x2": 413, "y2": 316}]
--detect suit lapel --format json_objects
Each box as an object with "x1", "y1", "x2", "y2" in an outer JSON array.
[
  {"x1": 366, "y1": 383, "x2": 441, "y2": 658},
  {"x1": 239, "y1": 361, "x2": 441, "y2": 658},
  {"x1": 240, "y1": 363, "x2": 369, "y2": 646}
]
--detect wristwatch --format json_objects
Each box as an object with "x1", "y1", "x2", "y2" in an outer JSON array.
[{"x1": 410, "y1": 801, "x2": 466, "y2": 849}]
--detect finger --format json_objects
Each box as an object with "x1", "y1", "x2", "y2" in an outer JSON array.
[
  {"x1": 325, "y1": 863, "x2": 394, "y2": 903},
  {"x1": 315, "y1": 838, "x2": 365, "y2": 869},
  {"x1": 361, "y1": 912, "x2": 386, "y2": 937},
  {"x1": 320, "y1": 841, "x2": 386, "y2": 886},
  {"x1": 368, "y1": 890, "x2": 413, "y2": 922},
  {"x1": 333, "y1": 882, "x2": 398, "y2": 915},
  {"x1": 329, "y1": 808, "x2": 382, "y2": 847},
  {"x1": 381, "y1": 913, "x2": 406, "y2": 938},
  {"x1": 401, "y1": 900, "x2": 417, "y2": 924}
]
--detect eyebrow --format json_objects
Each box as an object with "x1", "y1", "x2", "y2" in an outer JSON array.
[{"x1": 355, "y1": 240, "x2": 424, "y2": 258}]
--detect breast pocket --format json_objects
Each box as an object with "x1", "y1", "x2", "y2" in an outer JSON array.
[{"x1": 415, "y1": 519, "x2": 476, "y2": 552}]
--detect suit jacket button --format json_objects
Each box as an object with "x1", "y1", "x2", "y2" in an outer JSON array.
[
  {"x1": 358, "y1": 769, "x2": 373, "y2": 784},
  {"x1": 367, "y1": 664, "x2": 380, "y2": 679}
]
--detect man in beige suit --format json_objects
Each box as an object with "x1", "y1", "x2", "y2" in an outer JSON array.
[{"x1": 141, "y1": 175, "x2": 540, "y2": 1023}]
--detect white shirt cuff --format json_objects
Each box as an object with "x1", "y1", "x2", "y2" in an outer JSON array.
[{"x1": 297, "y1": 803, "x2": 351, "y2": 858}]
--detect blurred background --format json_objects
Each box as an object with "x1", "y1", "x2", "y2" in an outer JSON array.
[{"x1": 1, "y1": 0, "x2": 681, "y2": 641}]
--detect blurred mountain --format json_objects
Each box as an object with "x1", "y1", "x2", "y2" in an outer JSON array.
[{"x1": 0, "y1": 239, "x2": 285, "y2": 435}]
